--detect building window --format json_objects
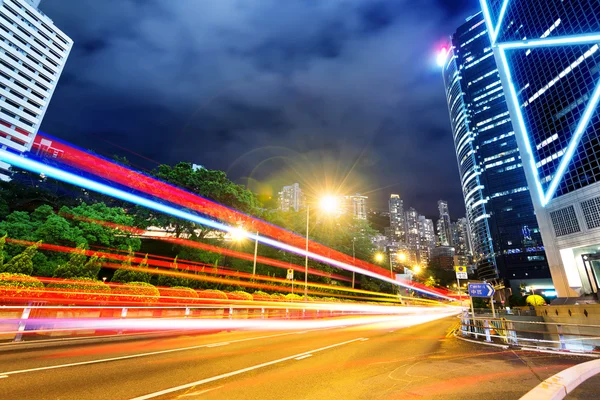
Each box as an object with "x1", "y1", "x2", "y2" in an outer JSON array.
[
  {"x1": 581, "y1": 197, "x2": 600, "y2": 230},
  {"x1": 550, "y1": 206, "x2": 580, "y2": 237}
]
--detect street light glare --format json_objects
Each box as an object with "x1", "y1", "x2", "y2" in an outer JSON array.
[
  {"x1": 230, "y1": 227, "x2": 247, "y2": 241},
  {"x1": 398, "y1": 253, "x2": 407, "y2": 262},
  {"x1": 319, "y1": 196, "x2": 338, "y2": 213},
  {"x1": 413, "y1": 265, "x2": 422, "y2": 274},
  {"x1": 375, "y1": 253, "x2": 384, "y2": 262}
]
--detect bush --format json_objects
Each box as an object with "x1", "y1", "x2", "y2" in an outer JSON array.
[
  {"x1": 270, "y1": 293, "x2": 287, "y2": 302},
  {"x1": 198, "y1": 289, "x2": 228, "y2": 301},
  {"x1": 284, "y1": 293, "x2": 303, "y2": 302},
  {"x1": 112, "y1": 282, "x2": 159, "y2": 303},
  {"x1": 46, "y1": 278, "x2": 111, "y2": 303},
  {"x1": 0, "y1": 273, "x2": 43, "y2": 299},
  {"x1": 252, "y1": 291, "x2": 272, "y2": 302},
  {"x1": 158, "y1": 286, "x2": 199, "y2": 303},
  {"x1": 226, "y1": 291, "x2": 253, "y2": 301}
]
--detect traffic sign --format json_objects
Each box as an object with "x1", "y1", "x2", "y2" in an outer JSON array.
[
  {"x1": 286, "y1": 269, "x2": 294, "y2": 280},
  {"x1": 455, "y1": 265, "x2": 468, "y2": 279},
  {"x1": 468, "y1": 283, "x2": 495, "y2": 298}
]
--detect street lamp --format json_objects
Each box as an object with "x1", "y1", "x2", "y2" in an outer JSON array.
[
  {"x1": 398, "y1": 253, "x2": 407, "y2": 263},
  {"x1": 375, "y1": 253, "x2": 384, "y2": 263},
  {"x1": 230, "y1": 226, "x2": 260, "y2": 277},
  {"x1": 304, "y1": 195, "x2": 339, "y2": 298},
  {"x1": 412, "y1": 265, "x2": 422, "y2": 274}
]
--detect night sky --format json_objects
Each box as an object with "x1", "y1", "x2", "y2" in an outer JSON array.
[{"x1": 39, "y1": 0, "x2": 478, "y2": 217}]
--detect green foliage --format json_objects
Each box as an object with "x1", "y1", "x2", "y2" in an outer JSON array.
[
  {"x1": 284, "y1": 293, "x2": 303, "y2": 301},
  {"x1": 82, "y1": 255, "x2": 102, "y2": 279},
  {"x1": 198, "y1": 289, "x2": 228, "y2": 300},
  {"x1": 157, "y1": 256, "x2": 190, "y2": 287},
  {"x1": 111, "y1": 249, "x2": 151, "y2": 284},
  {"x1": 112, "y1": 282, "x2": 159, "y2": 303},
  {"x1": 1, "y1": 241, "x2": 40, "y2": 275},
  {"x1": 0, "y1": 273, "x2": 43, "y2": 298},
  {"x1": 227, "y1": 291, "x2": 253, "y2": 301},
  {"x1": 53, "y1": 244, "x2": 88, "y2": 279},
  {"x1": 46, "y1": 278, "x2": 111, "y2": 302},
  {"x1": 509, "y1": 294, "x2": 527, "y2": 307},
  {"x1": 158, "y1": 286, "x2": 199, "y2": 303},
  {"x1": 252, "y1": 291, "x2": 271, "y2": 301},
  {"x1": 0, "y1": 234, "x2": 5, "y2": 268}
]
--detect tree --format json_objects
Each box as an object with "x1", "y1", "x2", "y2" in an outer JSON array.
[
  {"x1": 1, "y1": 241, "x2": 41, "y2": 275},
  {"x1": 82, "y1": 254, "x2": 102, "y2": 280},
  {"x1": 112, "y1": 250, "x2": 151, "y2": 284},
  {"x1": 0, "y1": 234, "x2": 5, "y2": 268},
  {"x1": 157, "y1": 256, "x2": 190, "y2": 287},
  {"x1": 53, "y1": 244, "x2": 88, "y2": 278}
]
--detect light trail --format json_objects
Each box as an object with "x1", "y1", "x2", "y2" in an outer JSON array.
[
  {"x1": 32, "y1": 136, "x2": 452, "y2": 299},
  {"x1": 0, "y1": 150, "x2": 453, "y2": 300}
]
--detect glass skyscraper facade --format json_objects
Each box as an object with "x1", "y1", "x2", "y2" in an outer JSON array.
[
  {"x1": 485, "y1": 0, "x2": 600, "y2": 297},
  {"x1": 442, "y1": 12, "x2": 550, "y2": 289}
]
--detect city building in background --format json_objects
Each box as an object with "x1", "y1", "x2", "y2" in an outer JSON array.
[
  {"x1": 344, "y1": 194, "x2": 368, "y2": 220},
  {"x1": 486, "y1": 0, "x2": 600, "y2": 298},
  {"x1": 436, "y1": 200, "x2": 453, "y2": 246},
  {"x1": 452, "y1": 217, "x2": 472, "y2": 257},
  {"x1": 418, "y1": 215, "x2": 436, "y2": 266},
  {"x1": 431, "y1": 246, "x2": 456, "y2": 270},
  {"x1": 0, "y1": 0, "x2": 72, "y2": 181},
  {"x1": 442, "y1": 11, "x2": 550, "y2": 294},
  {"x1": 278, "y1": 183, "x2": 304, "y2": 212},
  {"x1": 404, "y1": 207, "x2": 421, "y2": 264},
  {"x1": 389, "y1": 194, "x2": 405, "y2": 242}
]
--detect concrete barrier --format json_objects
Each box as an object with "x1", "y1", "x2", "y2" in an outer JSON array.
[{"x1": 520, "y1": 359, "x2": 600, "y2": 400}]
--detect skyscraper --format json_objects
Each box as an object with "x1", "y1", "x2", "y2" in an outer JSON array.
[
  {"x1": 0, "y1": 0, "x2": 73, "y2": 181},
  {"x1": 418, "y1": 215, "x2": 436, "y2": 266},
  {"x1": 278, "y1": 183, "x2": 304, "y2": 212},
  {"x1": 389, "y1": 194, "x2": 405, "y2": 242},
  {"x1": 452, "y1": 217, "x2": 472, "y2": 257},
  {"x1": 442, "y1": 11, "x2": 549, "y2": 290},
  {"x1": 436, "y1": 200, "x2": 453, "y2": 246},
  {"x1": 404, "y1": 207, "x2": 421, "y2": 264},
  {"x1": 484, "y1": 0, "x2": 600, "y2": 298}
]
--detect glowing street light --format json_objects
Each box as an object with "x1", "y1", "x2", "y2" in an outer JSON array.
[
  {"x1": 230, "y1": 227, "x2": 247, "y2": 242},
  {"x1": 398, "y1": 253, "x2": 407, "y2": 262},
  {"x1": 319, "y1": 196, "x2": 339, "y2": 214},
  {"x1": 375, "y1": 253, "x2": 385, "y2": 263},
  {"x1": 412, "y1": 265, "x2": 422, "y2": 274}
]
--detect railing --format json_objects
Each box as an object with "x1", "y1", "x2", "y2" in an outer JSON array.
[
  {"x1": 459, "y1": 312, "x2": 600, "y2": 354},
  {"x1": 0, "y1": 303, "x2": 379, "y2": 344}
]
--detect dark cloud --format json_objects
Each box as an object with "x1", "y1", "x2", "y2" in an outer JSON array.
[{"x1": 39, "y1": 0, "x2": 479, "y2": 216}]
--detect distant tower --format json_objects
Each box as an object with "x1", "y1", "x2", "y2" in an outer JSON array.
[
  {"x1": 278, "y1": 183, "x2": 304, "y2": 212},
  {"x1": 388, "y1": 194, "x2": 405, "y2": 242},
  {"x1": 437, "y1": 200, "x2": 453, "y2": 247}
]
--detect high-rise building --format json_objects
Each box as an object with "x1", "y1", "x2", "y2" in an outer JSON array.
[
  {"x1": 485, "y1": 0, "x2": 600, "y2": 298},
  {"x1": 418, "y1": 215, "x2": 436, "y2": 266},
  {"x1": 442, "y1": 11, "x2": 549, "y2": 290},
  {"x1": 389, "y1": 194, "x2": 405, "y2": 242},
  {"x1": 436, "y1": 200, "x2": 453, "y2": 246},
  {"x1": 345, "y1": 194, "x2": 367, "y2": 220},
  {"x1": 452, "y1": 217, "x2": 472, "y2": 257},
  {"x1": 404, "y1": 207, "x2": 421, "y2": 264},
  {"x1": 278, "y1": 183, "x2": 304, "y2": 212},
  {"x1": 0, "y1": 0, "x2": 73, "y2": 181}
]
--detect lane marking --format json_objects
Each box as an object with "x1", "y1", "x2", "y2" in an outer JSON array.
[
  {"x1": 0, "y1": 331, "x2": 306, "y2": 377},
  {"x1": 295, "y1": 354, "x2": 312, "y2": 361},
  {"x1": 205, "y1": 342, "x2": 229, "y2": 348},
  {"x1": 0, "y1": 375, "x2": 7, "y2": 379},
  {"x1": 130, "y1": 337, "x2": 366, "y2": 400},
  {"x1": 360, "y1": 338, "x2": 369, "y2": 341},
  {"x1": 177, "y1": 386, "x2": 223, "y2": 398}
]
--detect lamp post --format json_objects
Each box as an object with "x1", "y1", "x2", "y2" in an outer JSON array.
[
  {"x1": 304, "y1": 195, "x2": 338, "y2": 298},
  {"x1": 252, "y1": 231, "x2": 259, "y2": 277},
  {"x1": 352, "y1": 238, "x2": 356, "y2": 289}
]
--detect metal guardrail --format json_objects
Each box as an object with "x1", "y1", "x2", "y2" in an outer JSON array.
[
  {"x1": 459, "y1": 312, "x2": 600, "y2": 354},
  {"x1": 520, "y1": 359, "x2": 600, "y2": 399},
  {"x1": 0, "y1": 304, "x2": 369, "y2": 343}
]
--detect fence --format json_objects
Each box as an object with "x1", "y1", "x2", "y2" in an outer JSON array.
[
  {"x1": 0, "y1": 303, "x2": 367, "y2": 344},
  {"x1": 459, "y1": 312, "x2": 600, "y2": 353}
]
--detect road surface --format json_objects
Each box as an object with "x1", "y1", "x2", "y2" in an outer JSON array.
[{"x1": 0, "y1": 316, "x2": 597, "y2": 399}]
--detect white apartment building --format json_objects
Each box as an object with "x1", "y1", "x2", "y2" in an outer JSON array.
[
  {"x1": 0, "y1": 0, "x2": 72, "y2": 180},
  {"x1": 278, "y1": 183, "x2": 304, "y2": 212}
]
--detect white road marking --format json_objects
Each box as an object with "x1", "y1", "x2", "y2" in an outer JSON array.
[
  {"x1": 130, "y1": 337, "x2": 366, "y2": 400},
  {"x1": 294, "y1": 354, "x2": 312, "y2": 360},
  {"x1": 360, "y1": 338, "x2": 369, "y2": 341},
  {"x1": 205, "y1": 342, "x2": 229, "y2": 348},
  {"x1": 0, "y1": 375, "x2": 7, "y2": 379},
  {"x1": 0, "y1": 331, "x2": 306, "y2": 377},
  {"x1": 177, "y1": 386, "x2": 223, "y2": 398}
]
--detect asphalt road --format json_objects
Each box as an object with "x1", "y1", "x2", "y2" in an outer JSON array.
[{"x1": 0, "y1": 316, "x2": 598, "y2": 399}]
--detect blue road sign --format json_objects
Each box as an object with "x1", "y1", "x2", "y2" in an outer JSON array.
[{"x1": 468, "y1": 283, "x2": 495, "y2": 298}]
